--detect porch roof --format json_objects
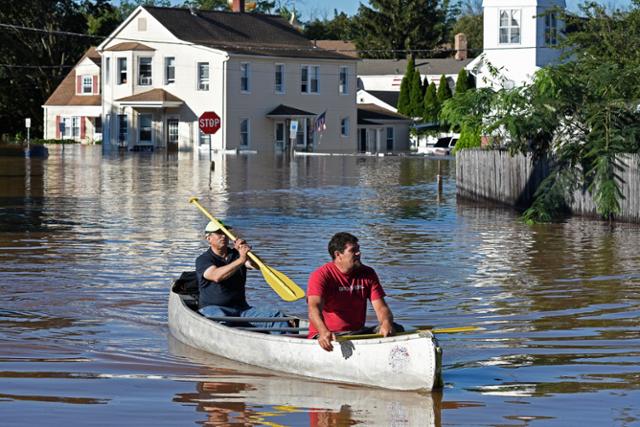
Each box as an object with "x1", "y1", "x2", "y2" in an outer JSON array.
[
  {"x1": 266, "y1": 104, "x2": 317, "y2": 118},
  {"x1": 357, "y1": 104, "x2": 411, "y2": 125},
  {"x1": 105, "y1": 42, "x2": 155, "y2": 51},
  {"x1": 115, "y1": 89, "x2": 183, "y2": 107}
]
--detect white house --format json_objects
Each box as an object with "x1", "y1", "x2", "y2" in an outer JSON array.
[
  {"x1": 97, "y1": 2, "x2": 358, "y2": 154},
  {"x1": 467, "y1": 0, "x2": 566, "y2": 89},
  {"x1": 42, "y1": 47, "x2": 102, "y2": 143},
  {"x1": 357, "y1": 104, "x2": 412, "y2": 153}
]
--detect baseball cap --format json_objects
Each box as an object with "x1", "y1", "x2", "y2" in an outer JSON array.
[{"x1": 204, "y1": 220, "x2": 231, "y2": 234}]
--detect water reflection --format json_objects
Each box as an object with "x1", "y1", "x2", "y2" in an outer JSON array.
[{"x1": 169, "y1": 336, "x2": 442, "y2": 426}]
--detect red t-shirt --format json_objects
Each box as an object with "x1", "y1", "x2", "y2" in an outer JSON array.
[{"x1": 307, "y1": 262, "x2": 386, "y2": 337}]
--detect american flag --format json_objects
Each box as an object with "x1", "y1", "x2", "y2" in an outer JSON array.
[{"x1": 314, "y1": 111, "x2": 327, "y2": 132}]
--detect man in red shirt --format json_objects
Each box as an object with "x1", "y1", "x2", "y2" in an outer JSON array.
[{"x1": 307, "y1": 232, "x2": 402, "y2": 351}]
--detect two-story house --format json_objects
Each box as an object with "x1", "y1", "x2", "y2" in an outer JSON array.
[
  {"x1": 42, "y1": 47, "x2": 102, "y2": 143},
  {"x1": 98, "y1": 2, "x2": 358, "y2": 153},
  {"x1": 467, "y1": 0, "x2": 566, "y2": 89}
]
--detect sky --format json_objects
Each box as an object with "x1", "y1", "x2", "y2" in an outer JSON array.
[{"x1": 138, "y1": 0, "x2": 635, "y2": 20}]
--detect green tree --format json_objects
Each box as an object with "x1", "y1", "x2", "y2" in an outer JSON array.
[
  {"x1": 422, "y1": 82, "x2": 440, "y2": 122},
  {"x1": 409, "y1": 68, "x2": 424, "y2": 117},
  {"x1": 397, "y1": 57, "x2": 415, "y2": 115},
  {"x1": 303, "y1": 10, "x2": 355, "y2": 40},
  {"x1": 454, "y1": 68, "x2": 471, "y2": 94},
  {"x1": 0, "y1": 0, "x2": 91, "y2": 138},
  {"x1": 353, "y1": 0, "x2": 450, "y2": 59},
  {"x1": 450, "y1": 0, "x2": 483, "y2": 54},
  {"x1": 84, "y1": 0, "x2": 123, "y2": 37},
  {"x1": 437, "y1": 74, "x2": 452, "y2": 103}
]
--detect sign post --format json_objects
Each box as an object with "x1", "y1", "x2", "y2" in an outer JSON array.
[
  {"x1": 25, "y1": 118, "x2": 31, "y2": 153},
  {"x1": 198, "y1": 111, "x2": 222, "y2": 164},
  {"x1": 289, "y1": 120, "x2": 298, "y2": 156}
]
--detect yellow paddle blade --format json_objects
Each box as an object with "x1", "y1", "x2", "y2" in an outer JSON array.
[
  {"x1": 336, "y1": 326, "x2": 480, "y2": 342},
  {"x1": 259, "y1": 263, "x2": 305, "y2": 302}
]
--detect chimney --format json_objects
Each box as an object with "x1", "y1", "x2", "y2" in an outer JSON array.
[
  {"x1": 455, "y1": 33, "x2": 468, "y2": 60},
  {"x1": 232, "y1": 0, "x2": 245, "y2": 13}
]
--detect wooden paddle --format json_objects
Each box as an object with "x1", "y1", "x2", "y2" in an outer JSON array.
[
  {"x1": 190, "y1": 197, "x2": 305, "y2": 302},
  {"x1": 336, "y1": 325, "x2": 480, "y2": 342}
]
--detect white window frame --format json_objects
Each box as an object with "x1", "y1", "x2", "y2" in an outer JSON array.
[
  {"x1": 167, "y1": 118, "x2": 179, "y2": 145},
  {"x1": 275, "y1": 63, "x2": 285, "y2": 94},
  {"x1": 82, "y1": 75, "x2": 93, "y2": 94},
  {"x1": 198, "y1": 129, "x2": 211, "y2": 146},
  {"x1": 341, "y1": 117, "x2": 349, "y2": 137},
  {"x1": 339, "y1": 66, "x2": 348, "y2": 95},
  {"x1": 301, "y1": 65, "x2": 320, "y2": 94},
  {"x1": 197, "y1": 62, "x2": 209, "y2": 91},
  {"x1": 545, "y1": 12, "x2": 558, "y2": 46},
  {"x1": 138, "y1": 57, "x2": 152, "y2": 86},
  {"x1": 165, "y1": 57, "x2": 175, "y2": 84},
  {"x1": 105, "y1": 57, "x2": 110, "y2": 85},
  {"x1": 240, "y1": 62, "x2": 250, "y2": 93},
  {"x1": 240, "y1": 118, "x2": 250, "y2": 146},
  {"x1": 117, "y1": 57, "x2": 127, "y2": 85},
  {"x1": 499, "y1": 9, "x2": 521, "y2": 44}
]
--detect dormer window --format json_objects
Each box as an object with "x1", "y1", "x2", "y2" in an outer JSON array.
[
  {"x1": 82, "y1": 75, "x2": 93, "y2": 94},
  {"x1": 138, "y1": 57, "x2": 152, "y2": 85},
  {"x1": 499, "y1": 9, "x2": 521, "y2": 44}
]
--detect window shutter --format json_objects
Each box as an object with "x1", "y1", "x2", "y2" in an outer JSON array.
[
  {"x1": 93, "y1": 75, "x2": 99, "y2": 94},
  {"x1": 55, "y1": 115, "x2": 60, "y2": 138},
  {"x1": 76, "y1": 76, "x2": 82, "y2": 94},
  {"x1": 80, "y1": 116, "x2": 86, "y2": 139}
]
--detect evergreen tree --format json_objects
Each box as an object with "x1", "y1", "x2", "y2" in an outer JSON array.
[
  {"x1": 421, "y1": 75, "x2": 429, "y2": 97},
  {"x1": 397, "y1": 57, "x2": 415, "y2": 115},
  {"x1": 422, "y1": 82, "x2": 440, "y2": 123},
  {"x1": 454, "y1": 68, "x2": 470, "y2": 95},
  {"x1": 437, "y1": 74, "x2": 452, "y2": 102},
  {"x1": 409, "y1": 69, "x2": 424, "y2": 117},
  {"x1": 353, "y1": 0, "x2": 449, "y2": 59}
]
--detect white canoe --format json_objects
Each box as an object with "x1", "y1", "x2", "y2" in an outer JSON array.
[{"x1": 168, "y1": 288, "x2": 442, "y2": 391}]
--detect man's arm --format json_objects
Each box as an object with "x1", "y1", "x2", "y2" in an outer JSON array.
[
  {"x1": 371, "y1": 297, "x2": 395, "y2": 337},
  {"x1": 204, "y1": 244, "x2": 251, "y2": 282},
  {"x1": 308, "y1": 295, "x2": 335, "y2": 352}
]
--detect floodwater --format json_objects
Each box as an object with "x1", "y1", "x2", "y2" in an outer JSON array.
[{"x1": 0, "y1": 145, "x2": 639, "y2": 426}]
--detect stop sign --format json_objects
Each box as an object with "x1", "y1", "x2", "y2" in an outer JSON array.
[{"x1": 198, "y1": 111, "x2": 221, "y2": 135}]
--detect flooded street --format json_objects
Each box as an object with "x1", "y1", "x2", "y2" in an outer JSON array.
[{"x1": 1, "y1": 145, "x2": 639, "y2": 426}]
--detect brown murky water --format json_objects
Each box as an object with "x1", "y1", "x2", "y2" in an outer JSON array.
[{"x1": 0, "y1": 145, "x2": 639, "y2": 426}]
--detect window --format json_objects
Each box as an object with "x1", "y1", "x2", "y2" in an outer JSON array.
[
  {"x1": 275, "y1": 64, "x2": 284, "y2": 93},
  {"x1": 118, "y1": 114, "x2": 128, "y2": 143},
  {"x1": 301, "y1": 65, "x2": 319, "y2": 94},
  {"x1": 105, "y1": 57, "x2": 110, "y2": 85},
  {"x1": 339, "y1": 67, "x2": 348, "y2": 94},
  {"x1": 499, "y1": 9, "x2": 521, "y2": 44},
  {"x1": 165, "y1": 57, "x2": 175, "y2": 84},
  {"x1": 545, "y1": 12, "x2": 558, "y2": 46},
  {"x1": 117, "y1": 58, "x2": 127, "y2": 84},
  {"x1": 341, "y1": 117, "x2": 349, "y2": 136},
  {"x1": 82, "y1": 75, "x2": 93, "y2": 94},
  {"x1": 386, "y1": 127, "x2": 394, "y2": 151},
  {"x1": 95, "y1": 117, "x2": 102, "y2": 134},
  {"x1": 199, "y1": 129, "x2": 210, "y2": 146},
  {"x1": 138, "y1": 57, "x2": 152, "y2": 85},
  {"x1": 240, "y1": 119, "x2": 249, "y2": 146},
  {"x1": 197, "y1": 62, "x2": 209, "y2": 90},
  {"x1": 240, "y1": 63, "x2": 250, "y2": 92},
  {"x1": 72, "y1": 116, "x2": 80, "y2": 137},
  {"x1": 139, "y1": 114, "x2": 152, "y2": 142},
  {"x1": 167, "y1": 119, "x2": 179, "y2": 145}
]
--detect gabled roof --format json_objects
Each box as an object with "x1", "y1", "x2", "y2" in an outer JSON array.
[
  {"x1": 116, "y1": 88, "x2": 183, "y2": 103},
  {"x1": 313, "y1": 40, "x2": 359, "y2": 58},
  {"x1": 105, "y1": 42, "x2": 155, "y2": 51},
  {"x1": 143, "y1": 6, "x2": 354, "y2": 60},
  {"x1": 266, "y1": 104, "x2": 316, "y2": 117},
  {"x1": 43, "y1": 47, "x2": 101, "y2": 107},
  {"x1": 358, "y1": 58, "x2": 473, "y2": 76},
  {"x1": 366, "y1": 91, "x2": 399, "y2": 109},
  {"x1": 357, "y1": 104, "x2": 411, "y2": 125}
]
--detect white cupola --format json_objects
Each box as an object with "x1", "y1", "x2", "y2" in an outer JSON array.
[{"x1": 468, "y1": 0, "x2": 566, "y2": 89}]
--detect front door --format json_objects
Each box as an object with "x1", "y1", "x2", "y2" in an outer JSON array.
[
  {"x1": 275, "y1": 121, "x2": 285, "y2": 151},
  {"x1": 359, "y1": 129, "x2": 367, "y2": 152},
  {"x1": 167, "y1": 118, "x2": 179, "y2": 152},
  {"x1": 138, "y1": 113, "x2": 153, "y2": 147}
]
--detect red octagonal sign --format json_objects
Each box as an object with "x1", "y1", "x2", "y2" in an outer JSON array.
[{"x1": 198, "y1": 111, "x2": 221, "y2": 135}]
